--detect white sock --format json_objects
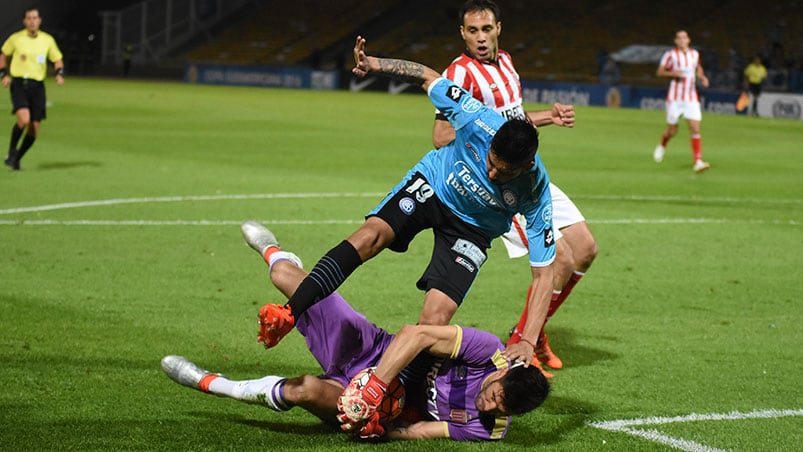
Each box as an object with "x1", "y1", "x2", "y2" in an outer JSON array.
[
  {"x1": 208, "y1": 375, "x2": 290, "y2": 411},
  {"x1": 268, "y1": 251, "x2": 303, "y2": 271}
]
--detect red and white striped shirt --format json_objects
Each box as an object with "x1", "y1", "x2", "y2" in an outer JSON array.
[
  {"x1": 441, "y1": 50, "x2": 525, "y2": 120},
  {"x1": 659, "y1": 48, "x2": 701, "y2": 102}
]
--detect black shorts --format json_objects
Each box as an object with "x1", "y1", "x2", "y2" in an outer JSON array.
[
  {"x1": 10, "y1": 78, "x2": 47, "y2": 121},
  {"x1": 369, "y1": 172, "x2": 491, "y2": 305},
  {"x1": 748, "y1": 83, "x2": 762, "y2": 97}
]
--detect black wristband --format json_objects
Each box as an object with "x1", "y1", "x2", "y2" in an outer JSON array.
[
  {"x1": 0, "y1": 68, "x2": 7, "y2": 78},
  {"x1": 56, "y1": 68, "x2": 65, "y2": 77}
]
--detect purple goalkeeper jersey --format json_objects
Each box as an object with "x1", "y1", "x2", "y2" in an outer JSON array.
[
  {"x1": 298, "y1": 294, "x2": 511, "y2": 441},
  {"x1": 422, "y1": 326, "x2": 511, "y2": 441}
]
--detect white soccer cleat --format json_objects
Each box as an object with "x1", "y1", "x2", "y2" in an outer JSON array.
[
  {"x1": 161, "y1": 355, "x2": 218, "y2": 391},
  {"x1": 241, "y1": 220, "x2": 280, "y2": 256},
  {"x1": 693, "y1": 159, "x2": 711, "y2": 173},
  {"x1": 653, "y1": 145, "x2": 665, "y2": 163}
]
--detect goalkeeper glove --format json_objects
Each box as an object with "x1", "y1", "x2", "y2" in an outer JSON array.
[
  {"x1": 336, "y1": 369, "x2": 388, "y2": 431},
  {"x1": 358, "y1": 412, "x2": 386, "y2": 440}
]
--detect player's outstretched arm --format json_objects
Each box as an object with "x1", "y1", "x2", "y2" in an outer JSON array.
[
  {"x1": 526, "y1": 103, "x2": 575, "y2": 128},
  {"x1": 352, "y1": 36, "x2": 441, "y2": 91},
  {"x1": 372, "y1": 324, "x2": 459, "y2": 384},
  {"x1": 502, "y1": 264, "x2": 554, "y2": 365}
]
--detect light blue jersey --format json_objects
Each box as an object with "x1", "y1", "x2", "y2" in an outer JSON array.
[{"x1": 408, "y1": 77, "x2": 555, "y2": 266}]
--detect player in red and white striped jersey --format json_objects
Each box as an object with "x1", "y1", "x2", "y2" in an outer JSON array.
[
  {"x1": 433, "y1": 0, "x2": 597, "y2": 378},
  {"x1": 442, "y1": 50, "x2": 524, "y2": 121},
  {"x1": 653, "y1": 30, "x2": 711, "y2": 173}
]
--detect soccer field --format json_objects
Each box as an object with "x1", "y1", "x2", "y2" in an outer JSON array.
[{"x1": 1, "y1": 78, "x2": 801, "y2": 451}]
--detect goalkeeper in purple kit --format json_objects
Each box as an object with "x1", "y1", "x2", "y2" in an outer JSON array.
[{"x1": 161, "y1": 222, "x2": 549, "y2": 441}]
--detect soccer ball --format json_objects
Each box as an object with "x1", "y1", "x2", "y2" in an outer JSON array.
[{"x1": 350, "y1": 367, "x2": 405, "y2": 422}]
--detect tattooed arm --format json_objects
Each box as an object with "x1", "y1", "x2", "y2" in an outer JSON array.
[{"x1": 352, "y1": 35, "x2": 441, "y2": 90}]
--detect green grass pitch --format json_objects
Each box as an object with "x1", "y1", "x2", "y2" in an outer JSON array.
[{"x1": 0, "y1": 78, "x2": 801, "y2": 451}]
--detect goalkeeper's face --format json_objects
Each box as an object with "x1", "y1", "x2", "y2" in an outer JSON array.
[
  {"x1": 460, "y1": 9, "x2": 501, "y2": 63},
  {"x1": 474, "y1": 378, "x2": 507, "y2": 416}
]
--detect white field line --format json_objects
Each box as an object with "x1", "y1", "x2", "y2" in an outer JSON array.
[
  {"x1": 588, "y1": 408, "x2": 803, "y2": 452},
  {"x1": 617, "y1": 427, "x2": 726, "y2": 452},
  {"x1": 0, "y1": 218, "x2": 799, "y2": 226},
  {"x1": 0, "y1": 193, "x2": 386, "y2": 215},
  {"x1": 578, "y1": 194, "x2": 803, "y2": 204},
  {"x1": 0, "y1": 192, "x2": 801, "y2": 216},
  {"x1": 0, "y1": 219, "x2": 364, "y2": 226},
  {"x1": 0, "y1": 193, "x2": 799, "y2": 226}
]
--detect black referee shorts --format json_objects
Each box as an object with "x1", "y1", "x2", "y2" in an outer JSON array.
[
  {"x1": 10, "y1": 78, "x2": 47, "y2": 121},
  {"x1": 369, "y1": 171, "x2": 491, "y2": 305}
]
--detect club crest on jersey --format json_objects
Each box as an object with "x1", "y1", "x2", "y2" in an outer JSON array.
[
  {"x1": 544, "y1": 227, "x2": 554, "y2": 247},
  {"x1": 541, "y1": 204, "x2": 553, "y2": 223},
  {"x1": 447, "y1": 85, "x2": 463, "y2": 102},
  {"x1": 462, "y1": 97, "x2": 482, "y2": 113},
  {"x1": 450, "y1": 409, "x2": 469, "y2": 424},
  {"x1": 502, "y1": 189, "x2": 517, "y2": 208},
  {"x1": 399, "y1": 197, "x2": 416, "y2": 215}
]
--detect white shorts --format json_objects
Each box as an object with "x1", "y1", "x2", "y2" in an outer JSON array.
[
  {"x1": 500, "y1": 183, "x2": 586, "y2": 258},
  {"x1": 666, "y1": 100, "x2": 702, "y2": 124}
]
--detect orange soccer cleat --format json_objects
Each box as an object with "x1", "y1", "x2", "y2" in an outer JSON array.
[
  {"x1": 535, "y1": 334, "x2": 563, "y2": 370},
  {"x1": 257, "y1": 303, "x2": 295, "y2": 348},
  {"x1": 531, "y1": 357, "x2": 554, "y2": 379}
]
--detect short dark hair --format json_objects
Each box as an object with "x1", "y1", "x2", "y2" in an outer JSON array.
[
  {"x1": 490, "y1": 118, "x2": 539, "y2": 166},
  {"x1": 501, "y1": 364, "x2": 550, "y2": 415},
  {"x1": 459, "y1": 0, "x2": 501, "y2": 25}
]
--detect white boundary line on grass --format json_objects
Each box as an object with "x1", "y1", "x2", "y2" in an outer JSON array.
[
  {"x1": 0, "y1": 192, "x2": 386, "y2": 215},
  {"x1": 0, "y1": 192, "x2": 801, "y2": 215},
  {"x1": 0, "y1": 193, "x2": 799, "y2": 226},
  {"x1": 587, "y1": 408, "x2": 803, "y2": 452},
  {"x1": 0, "y1": 219, "x2": 364, "y2": 225},
  {"x1": 0, "y1": 218, "x2": 799, "y2": 226},
  {"x1": 579, "y1": 194, "x2": 803, "y2": 204}
]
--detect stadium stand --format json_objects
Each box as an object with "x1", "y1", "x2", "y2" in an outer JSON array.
[
  {"x1": 184, "y1": 0, "x2": 400, "y2": 67},
  {"x1": 181, "y1": 0, "x2": 803, "y2": 88}
]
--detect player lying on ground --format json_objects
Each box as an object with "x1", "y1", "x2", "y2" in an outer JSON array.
[{"x1": 161, "y1": 221, "x2": 549, "y2": 441}]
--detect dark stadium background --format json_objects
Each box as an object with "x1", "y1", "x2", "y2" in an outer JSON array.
[{"x1": 0, "y1": 0, "x2": 800, "y2": 92}]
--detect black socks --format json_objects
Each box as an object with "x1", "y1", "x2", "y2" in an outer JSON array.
[
  {"x1": 8, "y1": 125, "x2": 23, "y2": 154},
  {"x1": 17, "y1": 135, "x2": 35, "y2": 160},
  {"x1": 286, "y1": 240, "x2": 363, "y2": 317}
]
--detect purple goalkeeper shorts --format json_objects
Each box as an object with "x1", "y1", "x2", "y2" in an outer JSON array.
[{"x1": 295, "y1": 292, "x2": 395, "y2": 387}]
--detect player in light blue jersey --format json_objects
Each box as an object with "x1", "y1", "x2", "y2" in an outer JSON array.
[
  {"x1": 162, "y1": 222, "x2": 549, "y2": 442},
  {"x1": 256, "y1": 36, "x2": 555, "y2": 374}
]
